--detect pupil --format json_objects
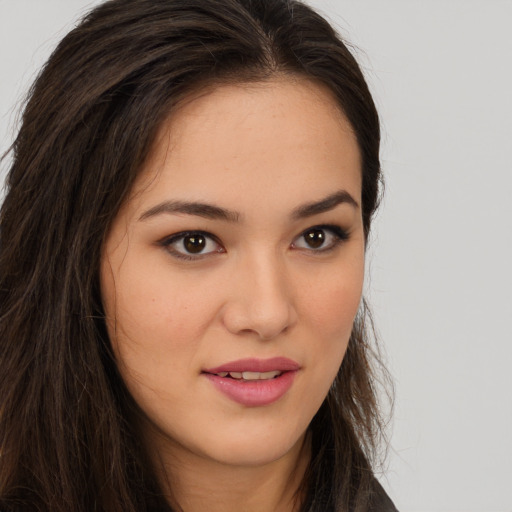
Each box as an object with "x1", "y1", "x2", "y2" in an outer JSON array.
[
  {"x1": 305, "y1": 229, "x2": 325, "y2": 248},
  {"x1": 184, "y1": 235, "x2": 206, "y2": 253}
]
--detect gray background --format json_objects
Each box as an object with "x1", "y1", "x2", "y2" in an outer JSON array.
[{"x1": 1, "y1": 1, "x2": 511, "y2": 510}]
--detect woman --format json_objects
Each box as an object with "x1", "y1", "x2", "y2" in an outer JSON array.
[{"x1": 0, "y1": 0, "x2": 396, "y2": 510}]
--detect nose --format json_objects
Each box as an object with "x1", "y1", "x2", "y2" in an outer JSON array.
[{"x1": 221, "y1": 253, "x2": 297, "y2": 340}]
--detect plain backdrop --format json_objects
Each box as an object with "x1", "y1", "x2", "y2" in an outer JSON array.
[{"x1": 1, "y1": 1, "x2": 511, "y2": 511}]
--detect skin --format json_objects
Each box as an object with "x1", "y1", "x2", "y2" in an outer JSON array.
[{"x1": 101, "y1": 77, "x2": 365, "y2": 512}]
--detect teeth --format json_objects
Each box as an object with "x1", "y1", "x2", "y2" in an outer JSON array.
[
  {"x1": 242, "y1": 371, "x2": 261, "y2": 380},
  {"x1": 216, "y1": 370, "x2": 282, "y2": 380},
  {"x1": 261, "y1": 370, "x2": 282, "y2": 379},
  {"x1": 243, "y1": 370, "x2": 282, "y2": 380},
  {"x1": 214, "y1": 371, "x2": 283, "y2": 380}
]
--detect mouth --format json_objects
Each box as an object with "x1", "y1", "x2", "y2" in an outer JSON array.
[
  {"x1": 203, "y1": 356, "x2": 300, "y2": 375},
  {"x1": 202, "y1": 357, "x2": 300, "y2": 407},
  {"x1": 205, "y1": 370, "x2": 283, "y2": 381}
]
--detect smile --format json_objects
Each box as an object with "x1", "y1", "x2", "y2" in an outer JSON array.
[
  {"x1": 202, "y1": 358, "x2": 300, "y2": 407},
  {"x1": 213, "y1": 370, "x2": 282, "y2": 380}
]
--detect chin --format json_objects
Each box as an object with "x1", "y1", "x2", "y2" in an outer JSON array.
[{"x1": 201, "y1": 428, "x2": 307, "y2": 468}]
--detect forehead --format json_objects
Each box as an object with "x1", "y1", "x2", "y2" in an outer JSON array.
[{"x1": 127, "y1": 77, "x2": 361, "y2": 217}]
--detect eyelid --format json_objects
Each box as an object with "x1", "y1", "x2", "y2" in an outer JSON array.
[
  {"x1": 157, "y1": 224, "x2": 348, "y2": 261},
  {"x1": 158, "y1": 230, "x2": 224, "y2": 260},
  {"x1": 291, "y1": 224, "x2": 349, "y2": 252}
]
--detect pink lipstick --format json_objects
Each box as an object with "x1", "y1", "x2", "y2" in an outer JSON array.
[{"x1": 202, "y1": 357, "x2": 299, "y2": 407}]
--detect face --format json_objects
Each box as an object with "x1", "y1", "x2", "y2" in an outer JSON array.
[{"x1": 100, "y1": 78, "x2": 365, "y2": 469}]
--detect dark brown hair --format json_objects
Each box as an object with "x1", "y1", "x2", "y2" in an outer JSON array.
[{"x1": 0, "y1": 1, "x2": 391, "y2": 510}]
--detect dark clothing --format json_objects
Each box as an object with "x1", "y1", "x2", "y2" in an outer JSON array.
[{"x1": 370, "y1": 478, "x2": 399, "y2": 511}]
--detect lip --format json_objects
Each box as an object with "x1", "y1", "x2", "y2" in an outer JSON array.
[
  {"x1": 202, "y1": 357, "x2": 300, "y2": 407},
  {"x1": 203, "y1": 357, "x2": 300, "y2": 374}
]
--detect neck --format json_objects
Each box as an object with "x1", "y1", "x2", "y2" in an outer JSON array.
[{"x1": 148, "y1": 430, "x2": 311, "y2": 512}]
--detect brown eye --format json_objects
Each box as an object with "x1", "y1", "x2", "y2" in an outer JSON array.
[
  {"x1": 163, "y1": 231, "x2": 224, "y2": 260},
  {"x1": 291, "y1": 225, "x2": 348, "y2": 253},
  {"x1": 303, "y1": 229, "x2": 326, "y2": 249},
  {"x1": 183, "y1": 234, "x2": 206, "y2": 253}
]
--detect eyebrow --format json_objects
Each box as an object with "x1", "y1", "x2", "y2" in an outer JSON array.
[
  {"x1": 138, "y1": 190, "x2": 358, "y2": 223},
  {"x1": 139, "y1": 200, "x2": 240, "y2": 222},
  {"x1": 291, "y1": 190, "x2": 359, "y2": 220}
]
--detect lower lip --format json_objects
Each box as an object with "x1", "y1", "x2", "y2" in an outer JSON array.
[{"x1": 204, "y1": 371, "x2": 297, "y2": 407}]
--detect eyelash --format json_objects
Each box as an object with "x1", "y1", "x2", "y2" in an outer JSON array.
[
  {"x1": 159, "y1": 230, "x2": 224, "y2": 261},
  {"x1": 158, "y1": 224, "x2": 349, "y2": 261},
  {"x1": 291, "y1": 224, "x2": 349, "y2": 253}
]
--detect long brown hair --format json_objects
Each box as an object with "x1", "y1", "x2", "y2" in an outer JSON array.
[{"x1": 0, "y1": 1, "x2": 391, "y2": 510}]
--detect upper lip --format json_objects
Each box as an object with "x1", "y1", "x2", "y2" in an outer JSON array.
[{"x1": 203, "y1": 357, "x2": 300, "y2": 374}]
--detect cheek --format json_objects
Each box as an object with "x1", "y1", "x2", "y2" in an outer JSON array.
[
  {"x1": 101, "y1": 256, "x2": 217, "y2": 378},
  {"x1": 298, "y1": 256, "x2": 364, "y2": 394},
  {"x1": 301, "y1": 261, "x2": 364, "y2": 338}
]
